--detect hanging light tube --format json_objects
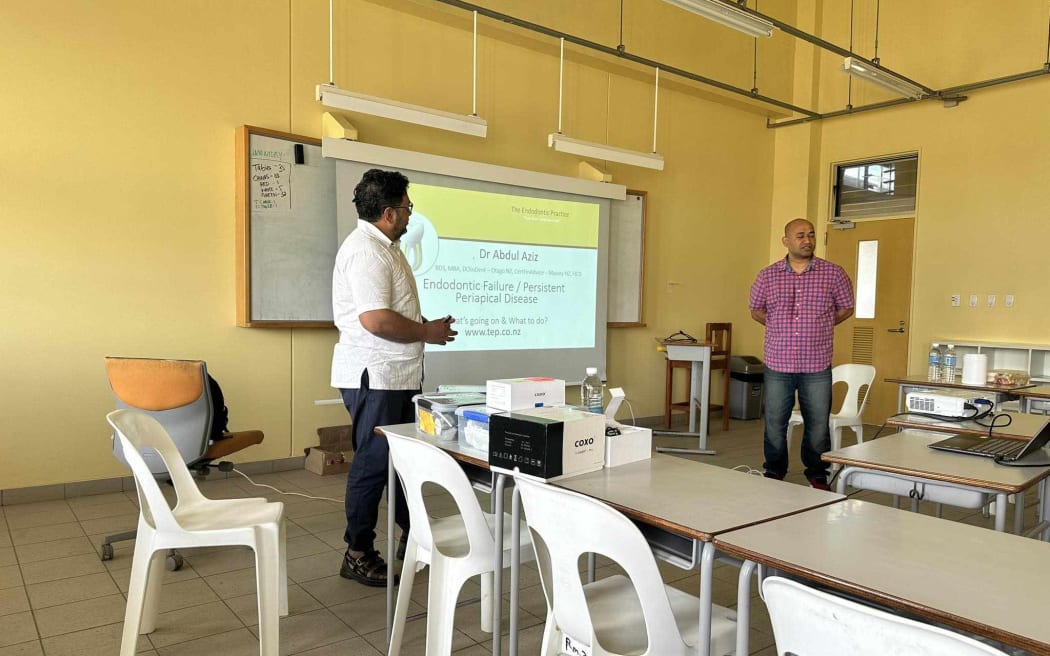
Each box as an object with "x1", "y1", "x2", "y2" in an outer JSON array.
[
  {"x1": 662, "y1": 0, "x2": 774, "y2": 38},
  {"x1": 547, "y1": 134, "x2": 665, "y2": 170},
  {"x1": 547, "y1": 39, "x2": 664, "y2": 170},
  {"x1": 319, "y1": 0, "x2": 486, "y2": 137},
  {"x1": 841, "y1": 57, "x2": 924, "y2": 99}
]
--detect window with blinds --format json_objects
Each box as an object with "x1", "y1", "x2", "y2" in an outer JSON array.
[{"x1": 834, "y1": 155, "x2": 917, "y2": 219}]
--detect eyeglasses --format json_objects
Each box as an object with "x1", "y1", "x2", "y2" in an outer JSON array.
[{"x1": 386, "y1": 203, "x2": 413, "y2": 216}]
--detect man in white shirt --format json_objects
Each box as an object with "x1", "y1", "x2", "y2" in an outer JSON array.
[{"x1": 332, "y1": 169, "x2": 457, "y2": 586}]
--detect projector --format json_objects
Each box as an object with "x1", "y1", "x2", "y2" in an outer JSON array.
[{"x1": 905, "y1": 389, "x2": 981, "y2": 416}]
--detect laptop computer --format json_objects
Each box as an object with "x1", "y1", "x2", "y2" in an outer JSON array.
[{"x1": 928, "y1": 418, "x2": 1050, "y2": 462}]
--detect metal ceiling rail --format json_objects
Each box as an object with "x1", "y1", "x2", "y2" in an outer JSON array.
[
  {"x1": 431, "y1": 0, "x2": 820, "y2": 118},
  {"x1": 768, "y1": 66, "x2": 1050, "y2": 128},
  {"x1": 426, "y1": 0, "x2": 1049, "y2": 129},
  {"x1": 726, "y1": 0, "x2": 937, "y2": 96}
]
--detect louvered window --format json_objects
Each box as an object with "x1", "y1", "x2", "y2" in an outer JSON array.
[{"x1": 834, "y1": 155, "x2": 917, "y2": 219}]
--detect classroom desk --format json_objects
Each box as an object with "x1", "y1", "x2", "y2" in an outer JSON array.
[
  {"x1": 549, "y1": 455, "x2": 844, "y2": 656},
  {"x1": 885, "y1": 374, "x2": 1035, "y2": 413},
  {"x1": 1016, "y1": 385, "x2": 1050, "y2": 414},
  {"x1": 659, "y1": 341, "x2": 715, "y2": 455},
  {"x1": 714, "y1": 499, "x2": 1050, "y2": 656},
  {"x1": 823, "y1": 431, "x2": 1050, "y2": 536},
  {"x1": 886, "y1": 410, "x2": 1049, "y2": 441}
]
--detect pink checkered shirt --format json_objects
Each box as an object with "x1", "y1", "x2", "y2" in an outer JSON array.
[{"x1": 749, "y1": 256, "x2": 854, "y2": 373}]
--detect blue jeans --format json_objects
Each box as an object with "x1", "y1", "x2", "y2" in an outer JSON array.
[{"x1": 763, "y1": 367, "x2": 832, "y2": 481}]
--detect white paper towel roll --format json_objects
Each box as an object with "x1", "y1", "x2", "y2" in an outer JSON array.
[{"x1": 962, "y1": 353, "x2": 988, "y2": 385}]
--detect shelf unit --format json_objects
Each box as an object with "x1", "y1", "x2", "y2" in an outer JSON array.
[{"x1": 933, "y1": 340, "x2": 1050, "y2": 383}]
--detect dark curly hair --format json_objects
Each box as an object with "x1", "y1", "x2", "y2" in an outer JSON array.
[{"x1": 352, "y1": 168, "x2": 409, "y2": 222}]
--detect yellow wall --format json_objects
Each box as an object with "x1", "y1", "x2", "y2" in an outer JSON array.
[
  {"x1": 770, "y1": 0, "x2": 1050, "y2": 376},
  {"x1": 2, "y1": 0, "x2": 792, "y2": 488}
]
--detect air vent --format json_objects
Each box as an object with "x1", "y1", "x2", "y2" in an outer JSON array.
[{"x1": 852, "y1": 327, "x2": 874, "y2": 365}]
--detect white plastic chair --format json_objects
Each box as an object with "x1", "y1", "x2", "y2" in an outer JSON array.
[
  {"x1": 762, "y1": 576, "x2": 1008, "y2": 655},
  {"x1": 107, "y1": 410, "x2": 287, "y2": 656},
  {"x1": 787, "y1": 363, "x2": 876, "y2": 452},
  {"x1": 386, "y1": 433, "x2": 533, "y2": 656},
  {"x1": 515, "y1": 475, "x2": 737, "y2": 656}
]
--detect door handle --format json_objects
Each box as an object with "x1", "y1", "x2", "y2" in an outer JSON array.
[{"x1": 887, "y1": 328, "x2": 905, "y2": 333}]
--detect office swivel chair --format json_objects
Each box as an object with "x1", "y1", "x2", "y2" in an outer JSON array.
[{"x1": 102, "y1": 356, "x2": 264, "y2": 568}]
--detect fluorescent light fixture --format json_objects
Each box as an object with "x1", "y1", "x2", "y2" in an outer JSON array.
[
  {"x1": 841, "y1": 57, "x2": 924, "y2": 99},
  {"x1": 316, "y1": 83, "x2": 487, "y2": 138},
  {"x1": 663, "y1": 0, "x2": 774, "y2": 38},
  {"x1": 548, "y1": 133, "x2": 665, "y2": 171}
]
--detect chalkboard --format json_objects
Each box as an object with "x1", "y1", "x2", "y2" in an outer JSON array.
[
  {"x1": 236, "y1": 126, "x2": 336, "y2": 327},
  {"x1": 608, "y1": 190, "x2": 647, "y2": 327}
]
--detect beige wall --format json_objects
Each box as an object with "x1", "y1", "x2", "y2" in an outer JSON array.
[
  {"x1": 2, "y1": 0, "x2": 793, "y2": 488},
  {"x1": 770, "y1": 0, "x2": 1050, "y2": 376}
]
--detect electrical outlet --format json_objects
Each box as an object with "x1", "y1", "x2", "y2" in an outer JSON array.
[
  {"x1": 987, "y1": 294, "x2": 996, "y2": 308},
  {"x1": 968, "y1": 294, "x2": 978, "y2": 308},
  {"x1": 1005, "y1": 294, "x2": 1015, "y2": 308},
  {"x1": 950, "y1": 294, "x2": 961, "y2": 307}
]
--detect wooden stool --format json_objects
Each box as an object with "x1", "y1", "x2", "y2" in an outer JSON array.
[
  {"x1": 663, "y1": 322, "x2": 732, "y2": 431},
  {"x1": 705, "y1": 322, "x2": 732, "y2": 432},
  {"x1": 664, "y1": 358, "x2": 693, "y2": 429}
]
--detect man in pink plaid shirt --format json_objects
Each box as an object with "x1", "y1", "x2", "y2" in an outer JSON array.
[{"x1": 749, "y1": 218, "x2": 854, "y2": 490}]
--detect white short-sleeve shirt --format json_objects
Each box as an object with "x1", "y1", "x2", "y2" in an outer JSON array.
[{"x1": 331, "y1": 219, "x2": 423, "y2": 390}]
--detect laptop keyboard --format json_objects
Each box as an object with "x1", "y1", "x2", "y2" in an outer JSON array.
[{"x1": 970, "y1": 438, "x2": 1023, "y2": 457}]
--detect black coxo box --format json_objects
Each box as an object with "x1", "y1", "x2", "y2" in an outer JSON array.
[{"x1": 488, "y1": 407, "x2": 605, "y2": 480}]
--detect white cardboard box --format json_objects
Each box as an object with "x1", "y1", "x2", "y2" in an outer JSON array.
[
  {"x1": 486, "y1": 377, "x2": 565, "y2": 411},
  {"x1": 488, "y1": 406, "x2": 604, "y2": 480},
  {"x1": 604, "y1": 425, "x2": 653, "y2": 467}
]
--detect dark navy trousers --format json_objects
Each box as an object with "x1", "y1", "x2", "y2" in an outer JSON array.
[{"x1": 341, "y1": 371, "x2": 415, "y2": 553}]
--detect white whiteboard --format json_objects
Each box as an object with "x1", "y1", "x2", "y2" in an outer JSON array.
[
  {"x1": 608, "y1": 191, "x2": 646, "y2": 325},
  {"x1": 237, "y1": 128, "x2": 337, "y2": 325}
]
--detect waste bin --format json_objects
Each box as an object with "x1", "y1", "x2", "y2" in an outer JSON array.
[{"x1": 729, "y1": 355, "x2": 764, "y2": 420}]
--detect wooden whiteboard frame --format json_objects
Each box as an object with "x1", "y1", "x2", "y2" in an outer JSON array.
[
  {"x1": 608, "y1": 189, "x2": 647, "y2": 328},
  {"x1": 235, "y1": 125, "x2": 334, "y2": 328}
]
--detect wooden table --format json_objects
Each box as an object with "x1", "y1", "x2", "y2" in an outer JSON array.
[
  {"x1": 886, "y1": 410, "x2": 1049, "y2": 441},
  {"x1": 552, "y1": 454, "x2": 843, "y2": 656},
  {"x1": 823, "y1": 431, "x2": 1050, "y2": 535},
  {"x1": 714, "y1": 499, "x2": 1050, "y2": 655},
  {"x1": 885, "y1": 374, "x2": 1035, "y2": 413},
  {"x1": 1016, "y1": 385, "x2": 1050, "y2": 414}
]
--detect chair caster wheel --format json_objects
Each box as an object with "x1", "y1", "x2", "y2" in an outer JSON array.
[
  {"x1": 101, "y1": 544, "x2": 114, "y2": 561},
  {"x1": 166, "y1": 554, "x2": 184, "y2": 571}
]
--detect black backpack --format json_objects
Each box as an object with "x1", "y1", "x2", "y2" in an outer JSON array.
[{"x1": 208, "y1": 374, "x2": 230, "y2": 441}]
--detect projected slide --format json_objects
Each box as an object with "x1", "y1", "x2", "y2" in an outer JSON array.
[{"x1": 402, "y1": 183, "x2": 599, "y2": 352}]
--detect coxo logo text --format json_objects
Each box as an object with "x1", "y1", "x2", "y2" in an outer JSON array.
[{"x1": 574, "y1": 438, "x2": 595, "y2": 447}]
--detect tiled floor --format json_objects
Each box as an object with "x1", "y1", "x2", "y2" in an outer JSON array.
[{"x1": 0, "y1": 419, "x2": 1042, "y2": 655}]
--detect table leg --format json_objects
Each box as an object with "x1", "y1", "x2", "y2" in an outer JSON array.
[
  {"x1": 699, "y1": 354, "x2": 711, "y2": 446},
  {"x1": 386, "y1": 453, "x2": 395, "y2": 648},
  {"x1": 735, "y1": 559, "x2": 756, "y2": 656},
  {"x1": 492, "y1": 474, "x2": 507, "y2": 656},
  {"x1": 1014, "y1": 492, "x2": 1025, "y2": 535},
  {"x1": 698, "y1": 541, "x2": 715, "y2": 656},
  {"x1": 1041, "y1": 478, "x2": 1050, "y2": 542},
  {"x1": 994, "y1": 492, "x2": 1008, "y2": 532},
  {"x1": 835, "y1": 467, "x2": 855, "y2": 494},
  {"x1": 509, "y1": 483, "x2": 521, "y2": 656}
]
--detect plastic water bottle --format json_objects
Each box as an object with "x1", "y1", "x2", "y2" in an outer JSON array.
[
  {"x1": 581, "y1": 367, "x2": 604, "y2": 414},
  {"x1": 943, "y1": 344, "x2": 957, "y2": 383},
  {"x1": 928, "y1": 343, "x2": 942, "y2": 382}
]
